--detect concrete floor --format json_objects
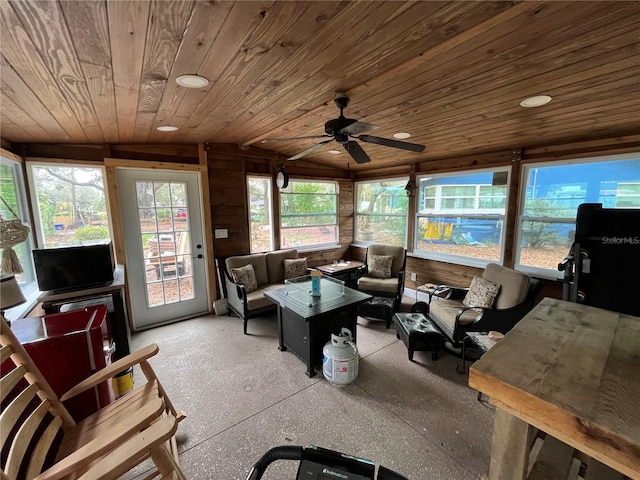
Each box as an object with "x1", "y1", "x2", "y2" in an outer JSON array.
[{"x1": 127, "y1": 301, "x2": 494, "y2": 479}]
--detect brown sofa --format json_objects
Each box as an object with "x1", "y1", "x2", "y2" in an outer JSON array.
[{"x1": 224, "y1": 249, "x2": 300, "y2": 334}]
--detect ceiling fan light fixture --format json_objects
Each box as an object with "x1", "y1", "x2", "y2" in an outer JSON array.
[
  {"x1": 157, "y1": 125, "x2": 178, "y2": 132},
  {"x1": 520, "y1": 95, "x2": 552, "y2": 108},
  {"x1": 328, "y1": 149, "x2": 342, "y2": 154},
  {"x1": 393, "y1": 132, "x2": 411, "y2": 139},
  {"x1": 176, "y1": 74, "x2": 209, "y2": 88}
]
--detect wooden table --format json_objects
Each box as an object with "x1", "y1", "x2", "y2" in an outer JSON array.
[
  {"x1": 315, "y1": 261, "x2": 364, "y2": 288},
  {"x1": 469, "y1": 297, "x2": 640, "y2": 480}
]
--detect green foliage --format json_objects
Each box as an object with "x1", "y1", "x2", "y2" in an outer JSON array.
[
  {"x1": 522, "y1": 199, "x2": 560, "y2": 248},
  {"x1": 73, "y1": 225, "x2": 110, "y2": 241}
]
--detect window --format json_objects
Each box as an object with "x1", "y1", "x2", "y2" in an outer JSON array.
[
  {"x1": 0, "y1": 155, "x2": 37, "y2": 320},
  {"x1": 28, "y1": 164, "x2": 112, "y2": 248},
  {"x1": 517, "y1": 154, "x2": 640, "y2": 277},
  {"x1": 414, "y1": 168, "x2": 509, "y2": 267},
  {"x1": 247, "y1": 176, "x2": 274, "y2": 253},
  {"x1": 280, "y1": 180, "x2": 337, "y2": 249},
  {"x1": 355, "y1": 178, "x2": 408, "y2": 247}
]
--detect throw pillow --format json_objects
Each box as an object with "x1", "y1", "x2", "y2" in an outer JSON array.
[
  {"x1": 284, "y1": 257, "x2": 307, "y2": 279},
  {"x1": 462, "y1": 276, "x2": 500, "y2": 312},
  {"x1": 231, "y1": 264, "x2": 258, "y2": 293},
  {"x1": 368, "y1": 254, "x2": 393, "y2": 279}
]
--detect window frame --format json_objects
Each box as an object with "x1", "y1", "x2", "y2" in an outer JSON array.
[
  {"x1": 279, "y1": 178, "x2": 339, "y2": 250},
  {"x1": 515, "y1": 152, "x2": 640, "y2": 279},
  {"x1": 413, "y1": 167, "x2": 511, "y2": 269},
  {"x1": 246, "y1": 174, "x2": 275, "y2": 253},
  {"x1": 26, "y1": 161, "x2": 113, "y2": 249},
  {"x1": 0, "y1": 154, "x2": 38, "y2": 320},
  {"x1": 353, "y1": 176, "x2": 409, "y2": 248}
]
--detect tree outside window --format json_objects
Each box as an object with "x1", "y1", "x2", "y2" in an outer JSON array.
[
  {"x1": 517, "y1": 155, "x2": 640, "y2": 276},
  {"x1": 247, "y1": 176, "x2": 274, "y2": 253},
  {"x1": 355, "y1": 178, "x2": 408, "y2": 247},
  {"x1": 29, "y1": 165, "x2": 111, "y2": 248},
  {"x1": 280, "y1": 180, "x2": 337, "y2": 249}
]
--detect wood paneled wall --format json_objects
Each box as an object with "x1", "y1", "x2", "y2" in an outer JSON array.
[
  {"x1": 205, "y1": 144, "x2": 354, "y2": 267},
  {"x1": 8, "y1": 134, "x2": 638, "y2": 306}
]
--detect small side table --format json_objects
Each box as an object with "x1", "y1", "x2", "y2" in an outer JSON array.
[
  {"x1": 415, "y1": 283, "x2": 450, "y2": 302},
  {"x1": 457, "y1": 332, "x2": 499, "y2": 374}
]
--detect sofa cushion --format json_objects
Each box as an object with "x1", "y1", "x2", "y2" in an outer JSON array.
[
  {"x1": 429, "y1": 299, "x2": 480, "y2": 331},
  {"x1": 368, "y1": 254, "x2": 393, "y2": 279},
  {"x1": 245, "y1": 286, "x2": 277, "y2": 311},
  {"x1": 227, "y1": 253, "x2": 269, "y2": 286},
  {"x1": 231, "y1": 264, "x2": 258, "y2": 293},
  {"x1": 284, "y1": 257, "x2": 307, "y2": 279},
  {"x1": 483, "y1": 263, "x2": 530, "y2": 310},
  {"x1": 357, "y1": 276, "x2": 398, "y2": 294},
  {"x1": 265, "y1": 249, "x2": 299, "y2": 283},
  {"x1": 463, "y1": 276, "x2": 500, "y2": 312}
]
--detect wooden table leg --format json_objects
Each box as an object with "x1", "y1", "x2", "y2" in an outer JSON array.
[{"x1": 487, "y1": 408, "x2": 536, "y2": 480}]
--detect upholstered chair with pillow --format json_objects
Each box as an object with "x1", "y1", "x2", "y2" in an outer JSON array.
[
  {"x1": 426, "y1": 263, "x2": 542, "y2": 348},
  {"x1": 356, "y1": 244, "x2": 407, "y2": 309}
]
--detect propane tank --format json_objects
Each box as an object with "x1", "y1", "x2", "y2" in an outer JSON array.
[{"x1": 322, "y1": 328, "x2": 358, "y2": 386}]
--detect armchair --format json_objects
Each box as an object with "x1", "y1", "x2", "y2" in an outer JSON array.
[
  {"x1": 356, "y1": 245, "x2": 407, "y2": 327},
  {"x1": 0, "y1": 316, "x2": 185, "y2": 479},
  {"x1": 426, "y1": 263, "x2": 542, "y2": 348}
]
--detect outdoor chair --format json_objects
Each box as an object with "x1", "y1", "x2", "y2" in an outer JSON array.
[
  {"x1": 425, "y1": 263, "x2": 542, "y2": 349},
  {"x1": 356, "y1": 244, "x2": 407, "y2": 312}
]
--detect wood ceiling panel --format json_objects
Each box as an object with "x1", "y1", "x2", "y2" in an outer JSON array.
[
  {"x1": 147, "y1": 1, "x2": 235, "y2": 142},
  {"x1": 0, "y1": 1, "x2": 637, "y2": 172},
  {"x1": 235, "y1": 1, "x2": 522, "y2": 145},
  {"x1": 0, "y1": 95, "x2": 56, "y2": 142},
  {"x1": 150, "y1": 1, "x2": 278, "y2": 140},
  {"x1": 134, "y1": 0, "x2": 195, "y2": 143},
  {"x1": 107, "y1": 0, "x2": 151, "y2": 143},
  {"x1": 9, "y1": 1, "x2": 104, "y2": 142},
  {"x1": 0, "y1": 55, "x2": 71, "y2": 142},
  {"x1": 60, "y1": 0, "x2": 118, "y2": 142},
  {"x1": 0, "y1": 1, "x2": 89, "y2": 142}
]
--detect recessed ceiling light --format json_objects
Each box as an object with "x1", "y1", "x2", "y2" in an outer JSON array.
[
  {"x1": 520, "y1": 95, "x2": 552, "y2": 108},
  {"x1": 176, "y1": 74, "x2": 209, "y2": 88},
  {"x1": 393, "y1": 132, "x2": 411, "y2": 139},
  {"x1": 328, "y1": 149, "x2": 342, "y2": 154},
  {"x1": 157, "y1": 125, "x2": 178, "y2": 132}
]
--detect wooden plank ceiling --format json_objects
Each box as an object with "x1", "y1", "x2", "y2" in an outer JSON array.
[{"x1": 1, "y1": 1, "x2": 639, "y2": 171}]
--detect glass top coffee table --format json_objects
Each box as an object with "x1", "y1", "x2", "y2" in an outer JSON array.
[{"x1": 265, "y1": 276, "x2": 371, "y2": 377}]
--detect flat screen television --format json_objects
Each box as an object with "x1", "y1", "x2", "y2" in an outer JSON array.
[{"x1": 33, "y1": 241, "x2": 115, "y2": 293}]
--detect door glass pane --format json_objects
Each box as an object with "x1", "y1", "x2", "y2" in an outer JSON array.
[{"x1": 137, "y1": 180, "x2": 193, "y2": 307}]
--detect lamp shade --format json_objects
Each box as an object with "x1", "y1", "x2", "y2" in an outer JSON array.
[{"x1": 0, "y1": 274, "x2": 26, "y2": 311}]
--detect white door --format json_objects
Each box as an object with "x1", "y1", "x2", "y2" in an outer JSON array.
[{"x1": 117, "y1": 168, "x2": 209, "y2": 330}]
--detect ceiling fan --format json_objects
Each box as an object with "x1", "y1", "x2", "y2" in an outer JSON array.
[{"x1": 261, "y1": 93, "x2": 425, "y2": 164}]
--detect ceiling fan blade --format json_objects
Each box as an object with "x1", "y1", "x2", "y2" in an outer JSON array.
[
  {"x1": 288, "y1": 139, "x2": 335, "y2": 160},
  {"x1": 262, "y1": 134, "x2": 330, "y2": 143},
  {"x1": 356, "y1": 134, "x2": 425, "y2": 152},
  {"x1": 340, "y1": 121, "x2": 379, "y2": 135},
  {"x1": 343, "y1": 141, "x2": 371, "y2": 164}
]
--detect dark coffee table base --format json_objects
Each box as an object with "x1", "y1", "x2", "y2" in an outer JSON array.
[{"x1": 395, "y1": 313, "x2": 444, "y2": 362}]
